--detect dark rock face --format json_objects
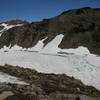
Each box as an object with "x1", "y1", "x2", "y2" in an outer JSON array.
[
  {"x1": 0, "y1": 26, "x2": 4, "y2": 30},
  {"x1": 0, "y1": 65, "x2": 100, "y2": 100},
  {"x1": 3, "y1": 94, "x2": 26, "y2": 100},
  {"x1": 0, "y1": 7, "x2": 100, "y2": 54}
]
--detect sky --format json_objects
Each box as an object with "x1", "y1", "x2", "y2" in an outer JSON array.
[{"x1": 0, "y1": 0, "x2": 100, "y2": 22}]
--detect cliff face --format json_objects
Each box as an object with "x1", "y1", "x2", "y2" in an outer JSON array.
[{"x1": 0, "y1": 7, "x2": 100, "y2": 54}]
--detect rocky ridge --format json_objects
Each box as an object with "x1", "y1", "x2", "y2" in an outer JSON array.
[
  {"x1": 0, "y1": 65, "x2": 100, "y2": 100},
  {"x1": 0, "y1": 7, "x2": 100, "y2": 54}
]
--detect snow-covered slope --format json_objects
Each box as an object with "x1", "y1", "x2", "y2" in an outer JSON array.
[
  {"x1": 40, "y1": 34, "x2": 64, "y2": 54},
  {"x1": 0, "y1": 34, "x2": 100, "y2": 90},
  {"x1": 0, "y1": 23, "x2": 23, "y2": 36},
  {"x1": 0, "y1": 51, "x2": 100, "y2": 89}
]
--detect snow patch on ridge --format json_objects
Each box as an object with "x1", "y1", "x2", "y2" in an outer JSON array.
[
  {"x1": 27, "y1": 37, "x2": 47, "y2": 52},
  {"x1": 0, "y1": 23, "x2": 23, "y2": 36},
  {"x1": 0, "y1": 72, "x2": 28, "y2": 85},
  {"x1": 0, "y1": 37, "x2": 47, "y2": 52},
  {"x1": 39, "y1": 34, "x2": 90, "y2": 55},
  {"x1": 40, "y1": 34, "x2": 64, "y2": 54},
  {"x1": 60, "y1": 47, "x2": 90, "y2": 55},
  {"x1": 0, "y1": 45, "x2": 24, "y2": 52}
]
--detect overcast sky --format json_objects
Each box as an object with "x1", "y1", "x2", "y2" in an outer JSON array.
[{"x1": 0, "y1": 0, "x2": 100, "y2": 22}]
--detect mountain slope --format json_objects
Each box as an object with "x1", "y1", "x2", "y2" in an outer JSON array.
[{"x1": 0, "y1": 7, "x2": 100, "y2": 54}]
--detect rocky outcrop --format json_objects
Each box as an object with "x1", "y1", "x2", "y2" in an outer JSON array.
[
  {"x1": 0, "y1": 20, "x2": 28, "y2": 25},
  {"x1": 0, "y1": 65, "x2": 100, "y2": 100},
  {"x1": 0, "y1": 7, "x2": 100, "y2": 54}
]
